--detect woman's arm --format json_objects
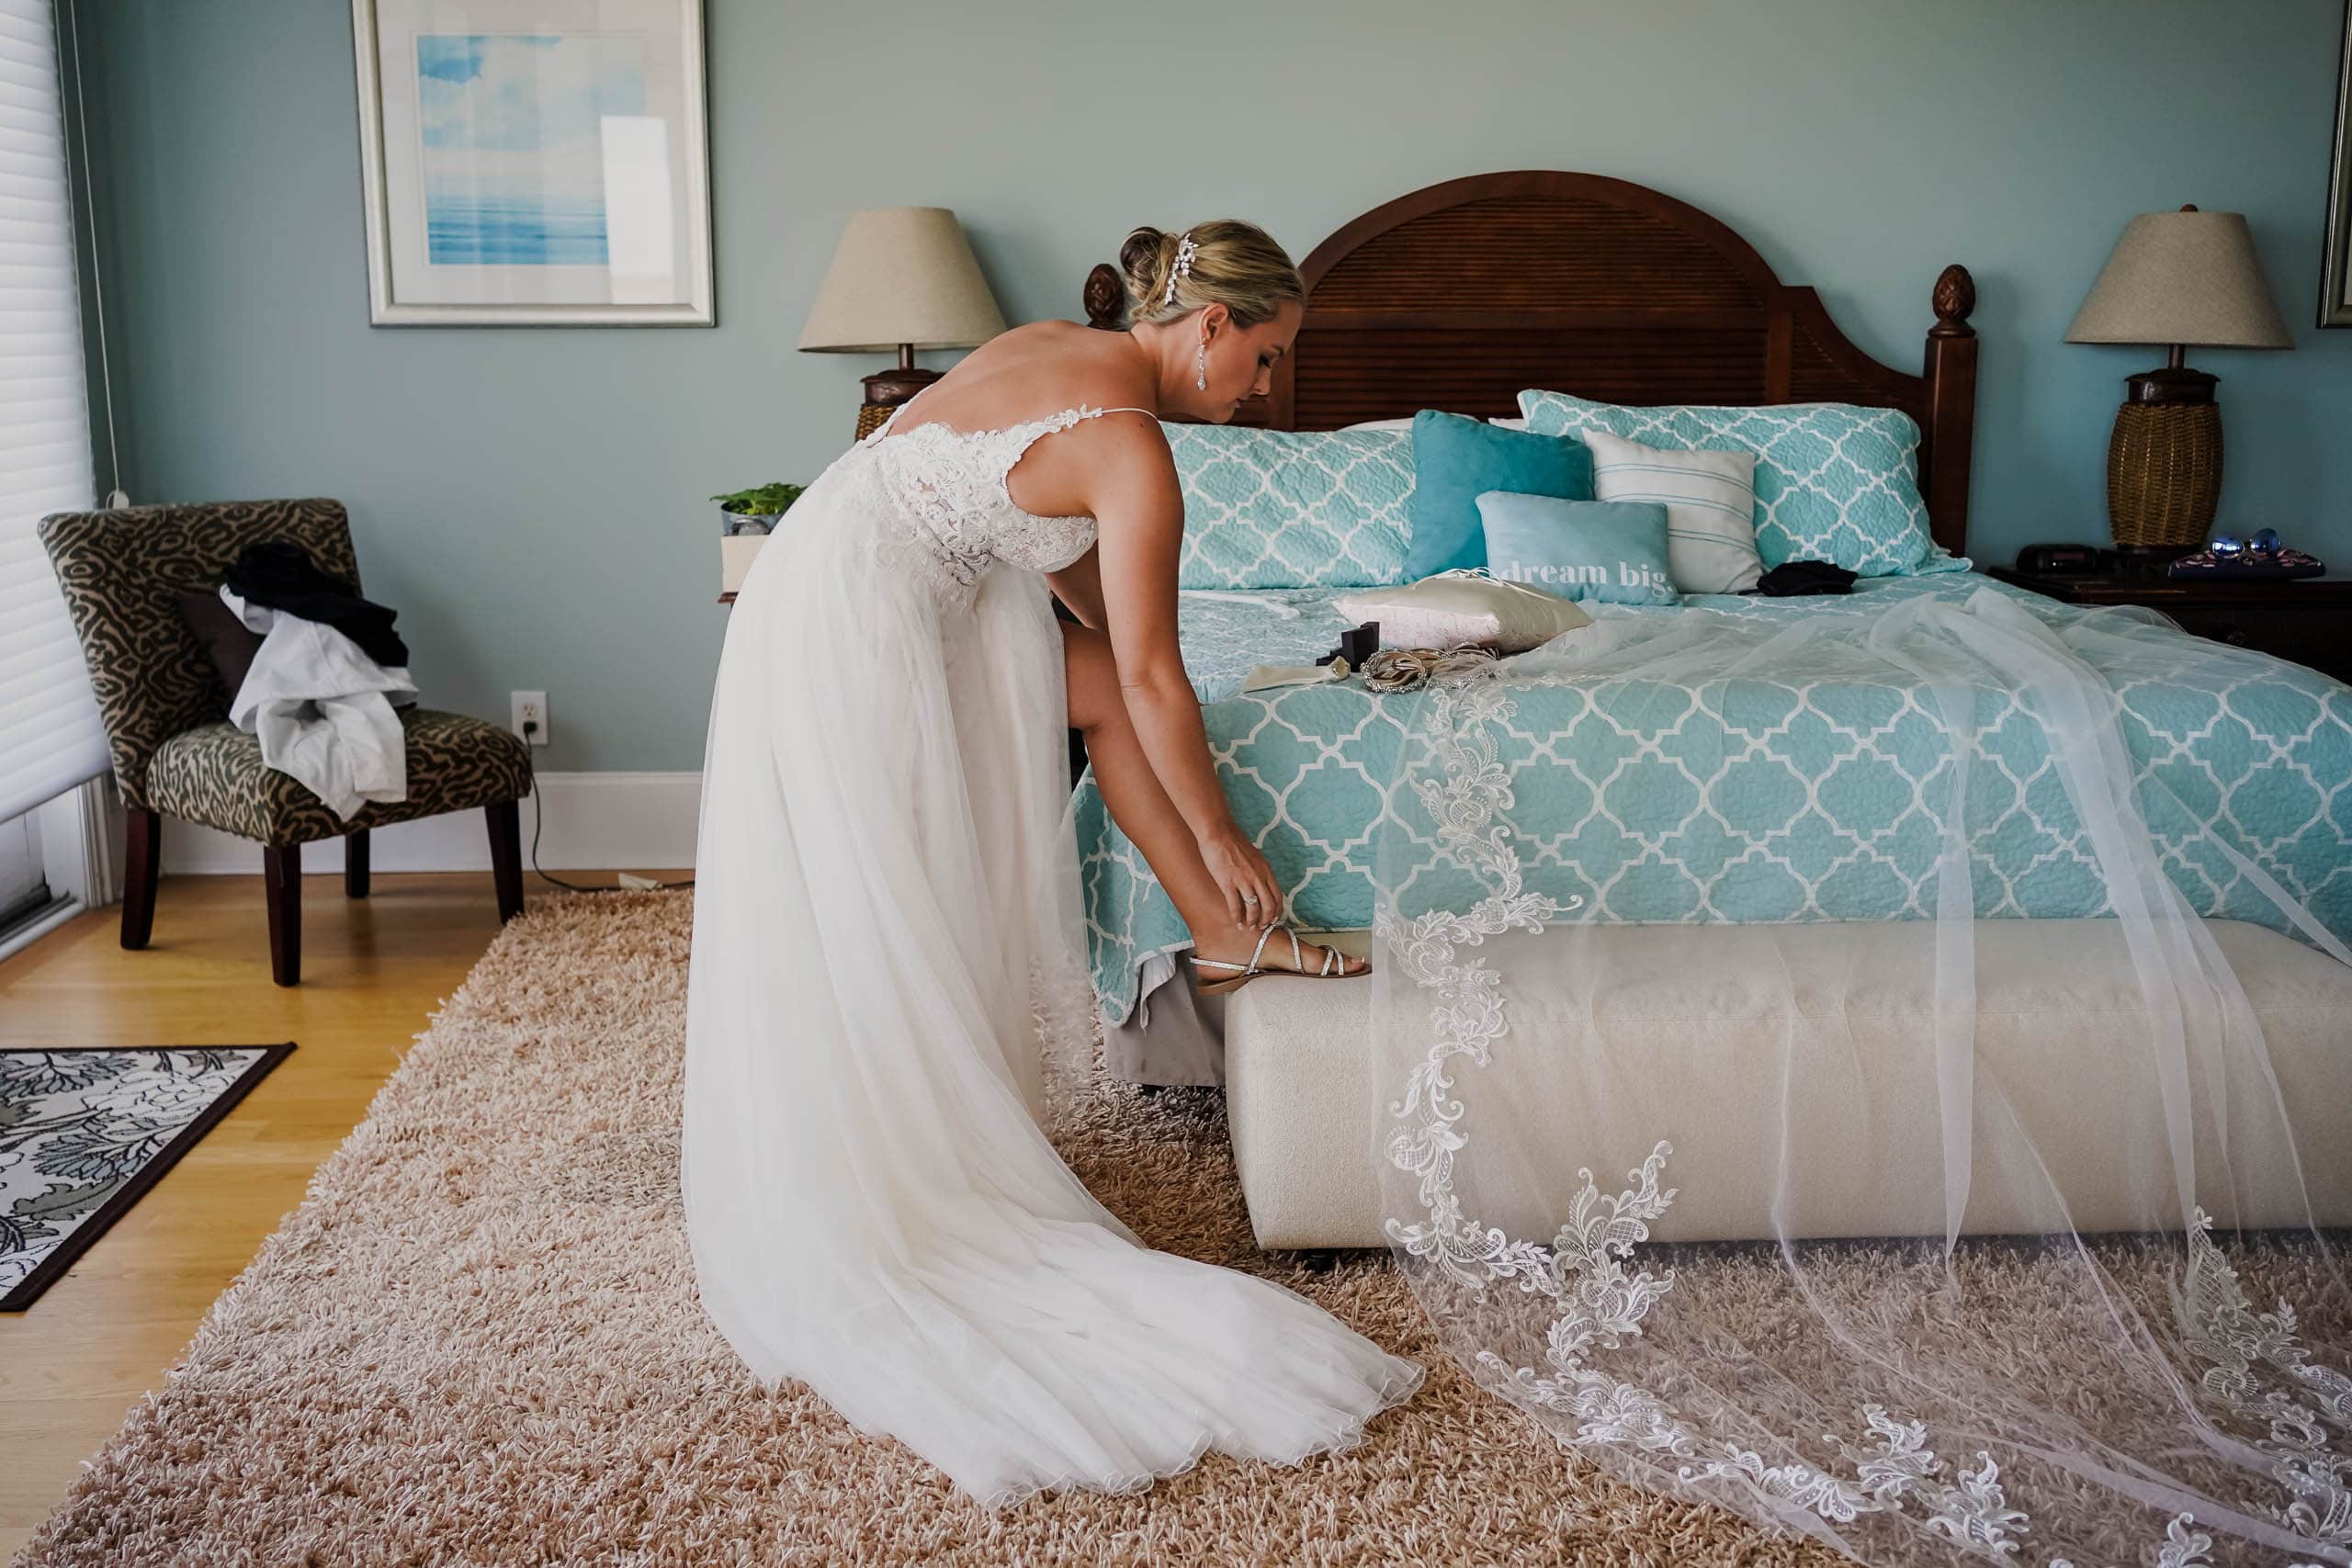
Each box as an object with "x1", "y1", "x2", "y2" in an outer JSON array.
[
  {"x1": 1080, "y1": 425, "x2": 1279, "y2": 926},
  {"x1": 1045, "y1": 548, "x2": 1107, "y2": 630},
  {"x1": 1088, "y1": 436, "x2": 1226, "y2": 840}
]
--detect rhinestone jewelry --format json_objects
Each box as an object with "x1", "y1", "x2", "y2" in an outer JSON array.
[{"x1": 1162, "y1": 231, "x2": 1197, "y2": 305}]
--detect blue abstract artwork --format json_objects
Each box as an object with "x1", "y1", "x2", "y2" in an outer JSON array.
[{"x1": 415, "y1": 34, "x2": 647, "y2": 266}]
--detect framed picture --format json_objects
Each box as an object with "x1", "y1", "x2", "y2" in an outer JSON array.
[
  {"x1": 351, "y1": 0, "x2": 714, "y2": 325},
  {"x1": 2323, "y1": 0, "x2": 2352, "y2": 326}
]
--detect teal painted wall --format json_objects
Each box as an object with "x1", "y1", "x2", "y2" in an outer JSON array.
[{"x1": 81, "y1": 0, "x2": 2352, "y2": 769}]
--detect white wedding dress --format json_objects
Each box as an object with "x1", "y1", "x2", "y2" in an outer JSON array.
[{"x1": 680, "y1": 401, "x2": 1421, "y2": 1506}]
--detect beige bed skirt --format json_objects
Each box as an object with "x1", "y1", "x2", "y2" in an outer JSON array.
[{"x1": 1226, "y1": 919, "x2": 2352, "y2": 1249}]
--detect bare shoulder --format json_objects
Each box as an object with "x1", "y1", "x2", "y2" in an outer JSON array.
[
  {"x1": 982, "y1": 325, "x2": 1175, "y2": 518},
  {"x1": 904, "y1": 321, "x2": 1161, "y2": 449},
  {"x1": 1031, "y1": 322, "x2": 1159, "y2": 412},
  {"x1": 994, "y1": 323, "x2": 1170, "y2": 461}
]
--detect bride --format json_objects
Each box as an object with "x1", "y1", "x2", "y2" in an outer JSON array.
[{"x1": 680, "y1": 220, "x2": 1419, "y2": 1505}]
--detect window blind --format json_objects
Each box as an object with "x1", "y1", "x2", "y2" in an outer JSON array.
[{"x1": 0, "y1": 0, "x2": 106, "y2": 824}]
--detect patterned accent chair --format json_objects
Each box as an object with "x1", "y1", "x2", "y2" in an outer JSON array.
[{"x1": 37, "y1": 498, "x2": 533, "y2": 987}]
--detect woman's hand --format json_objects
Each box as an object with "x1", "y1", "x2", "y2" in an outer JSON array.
[{"x1": 1198, "y1": 825, "x2": 1283, "y2": 930}]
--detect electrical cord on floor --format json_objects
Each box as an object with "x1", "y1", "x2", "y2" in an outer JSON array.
[{"x1": 518, "y1": 720, "x2": 695, "y2": 893}]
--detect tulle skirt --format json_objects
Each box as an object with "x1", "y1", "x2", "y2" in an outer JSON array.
[{"x1": 680, "y1": 461, "x2": 1419, "y2": 1506}]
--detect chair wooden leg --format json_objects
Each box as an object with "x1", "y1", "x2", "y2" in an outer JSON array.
[
  {"x1": 121, "y1": 807, "x2": 162, "y2": 951},
  {"x1": 345, "y1": 829, "x2": 370, "y2": 898},
  {"x1": 263, "y1": 842, "x2": 300, "y2": 987},
  {"x1": 486, "y1": 800, "x2": 524, "y2": 922}
]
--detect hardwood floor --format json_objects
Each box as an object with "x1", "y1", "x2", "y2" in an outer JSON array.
[{"x1": 0, "y1": 870, "x2": 625, "y2": 1560}]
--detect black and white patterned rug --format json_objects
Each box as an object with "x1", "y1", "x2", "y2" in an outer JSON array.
[{"x1": 1, "y1": 1046, "x2": 293, "y2": 1312}]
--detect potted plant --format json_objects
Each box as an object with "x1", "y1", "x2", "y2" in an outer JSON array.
[{"x1": 711, "y1": 482, "x2": 806, "y2": 536}]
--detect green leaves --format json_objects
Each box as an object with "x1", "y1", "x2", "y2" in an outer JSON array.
[{"x1": 710, "y1": 482, "x2": 806, "y2": 516}]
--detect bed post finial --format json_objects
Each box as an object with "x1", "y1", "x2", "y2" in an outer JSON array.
[
  {"x1": 1920, "y1": 263, "x2": 1978, "y2": 558},
  {"x1": 1930, "y1": 264, "x2": 1976, "y2": 338},
  {"x1": 1083, "y1": 263, "x2": 1125, "y2": 330}
]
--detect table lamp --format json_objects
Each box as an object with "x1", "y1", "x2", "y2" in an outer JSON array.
[
  {"x1": 2064, "y1": 206, "x2": 2292, "y2": 559},
  {"x1": 799, "y1": 207, "x2": 1008, "y2": 439}
]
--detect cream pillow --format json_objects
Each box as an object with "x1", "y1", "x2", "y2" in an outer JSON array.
[
  {"x1": 1332, "y1": 571, "x2": 1591, "y2": 654},
  {"x1": 1582, "y1": 429, "x2": 1762, "y2": 593}
]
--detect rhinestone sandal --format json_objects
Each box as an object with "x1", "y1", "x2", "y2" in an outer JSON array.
[{"x1": 1190, "y1": 926, "x2": 1366, "y2": 998}]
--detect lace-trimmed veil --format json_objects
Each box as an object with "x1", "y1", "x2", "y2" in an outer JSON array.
[{"x1": 1369, "y1": 587, "x2": 2351, "y2": 1565}]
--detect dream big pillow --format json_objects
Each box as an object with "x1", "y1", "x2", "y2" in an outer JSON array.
[
  {"x1": 1406, "y1": 410, "x2": 1594, "y2": 580},
  {"x1": 1582, "y1": 430, "x2": 1763, "y2": 594},
  {"x1": 1518, "y1": 388, "x2": 1951, "y2": 576},
  {"x1": 1476, "y1": 493, "x2": 1680, "y2": 607}
]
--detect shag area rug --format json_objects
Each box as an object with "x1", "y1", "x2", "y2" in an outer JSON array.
[
  {"x1": 11, "y1": 892, "x2": 1819, "y2": 1565},
  {"x1": 1, "y1": 896, "x2": 1914, "y2": 1563}
]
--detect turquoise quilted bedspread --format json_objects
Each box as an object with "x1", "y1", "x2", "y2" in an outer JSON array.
[{"x1": 1076, "y1": 575, "x2": 2352, "y2": 1025}]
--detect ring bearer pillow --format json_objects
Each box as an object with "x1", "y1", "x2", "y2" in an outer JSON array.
[{"x1": 1332, "y1": 571, "x2": 1591, "y2": 653}]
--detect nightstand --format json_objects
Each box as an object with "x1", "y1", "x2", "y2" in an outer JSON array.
[{"x1": 1987, "y1": 567, "x2": 2352, "y2": 685}]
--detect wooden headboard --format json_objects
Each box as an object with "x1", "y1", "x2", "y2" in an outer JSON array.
[{"x1": 1085, "y1": 170, "x2": 1979, "y2": 558}]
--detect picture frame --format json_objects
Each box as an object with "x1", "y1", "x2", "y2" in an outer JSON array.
[
  {"x1": 350, "y1": 0, "x2": 714, "y2": 326},
  {"x1": 2322, "y1": 0, "x2": 2352, "y2": 326}
]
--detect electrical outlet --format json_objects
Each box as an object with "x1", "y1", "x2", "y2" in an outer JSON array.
[{"x1": 511, "y1": 690, "x2": 549, "y2": 748}]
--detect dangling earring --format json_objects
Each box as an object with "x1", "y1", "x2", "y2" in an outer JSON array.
[{"x1": 1195, "y1": 339, "x2": 1208, "y2": 391}]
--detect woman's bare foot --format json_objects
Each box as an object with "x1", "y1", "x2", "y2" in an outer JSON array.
[{"x1": 1190, "y1": 924, "x2": 1370, "y2": 980}]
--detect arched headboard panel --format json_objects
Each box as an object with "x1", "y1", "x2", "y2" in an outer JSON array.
[{"x1": 1088, "y1": 170, "x2": 1978, "y2": 557}]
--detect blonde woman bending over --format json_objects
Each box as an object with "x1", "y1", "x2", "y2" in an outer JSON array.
[{"x1": 682, "y1": 220, "x2": 1414, "y2": 1506}]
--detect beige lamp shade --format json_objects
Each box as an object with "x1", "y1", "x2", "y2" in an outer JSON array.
[
  {"x1": 798, "y1": 207, "x2": 1007, "y2": 354},
  {"x1": 2064, "y1": 209, "x2": 2292, "y2": 349}
]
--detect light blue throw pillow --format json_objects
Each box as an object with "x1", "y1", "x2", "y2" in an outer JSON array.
[
  {"x1": 1516, "y1": 389, "x2": 1966, "y2": 576},
  {"x1": 1167, "y1": 424, "x2": 1413, "y2": 589},
  {"x1": 1476, "y1": 492, "x2": 1680, "y2": 606},
  {"x1": 1407, "y1": 410, "x2": 1594, "y2": 580}
]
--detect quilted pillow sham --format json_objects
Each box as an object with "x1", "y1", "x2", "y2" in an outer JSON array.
[
  {"x1": 1167, "y1": 424, "x2": 1413, "y2": 590},
  {"x1": 1516, "y1": 389, "x2": 1961, "y2": 576}
]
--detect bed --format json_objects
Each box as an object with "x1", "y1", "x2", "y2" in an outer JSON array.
[{"x1": 1062, "y1": 173, "x2": 2352, "y2": 1243}]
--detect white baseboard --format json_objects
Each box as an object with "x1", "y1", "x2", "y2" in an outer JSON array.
[{"x1": 158, "y1": 771, "x2": 703, "y2": 874}]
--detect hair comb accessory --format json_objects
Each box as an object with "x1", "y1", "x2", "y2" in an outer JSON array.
[{"x1": 1163, "y1": 231, "x2": 1198, "y2": 305}]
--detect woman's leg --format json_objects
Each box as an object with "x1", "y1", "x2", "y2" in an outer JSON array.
[{"x1": 1062, "y1": 623, "x2": 1364, "y2": 975}]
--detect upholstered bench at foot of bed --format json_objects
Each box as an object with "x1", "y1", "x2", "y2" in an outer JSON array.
[
  {"x1": 1227, "y1": 919, "x2": 2352, "y2": 1249},
  {"x1": 144, "y1": 709, "x2": 533, "y2": 847}
]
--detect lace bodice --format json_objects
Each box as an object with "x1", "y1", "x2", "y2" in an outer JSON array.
[{"x1": 847, "y1": 402, "x2": 1153, "y2": 605}]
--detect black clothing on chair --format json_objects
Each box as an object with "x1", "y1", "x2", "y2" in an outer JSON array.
[{"x1": 222, "y1": 539, "x2": 411, "y2": 667}]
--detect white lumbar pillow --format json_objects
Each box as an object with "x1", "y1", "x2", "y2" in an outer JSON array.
[
  {"x1": 1582, "y1": 428, "x2": 1763, "y2": 593},
  {"x1": 1333, "y1": 570, "x2": 1592, "y2": 653}
]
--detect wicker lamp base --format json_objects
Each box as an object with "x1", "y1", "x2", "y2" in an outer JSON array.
[
  {"x1": 2104, "y1": 363, "x2": 2222, "y2": 557},
  {"x1": 852, "y1": 360, "x2": 942, "y2": 443}
]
